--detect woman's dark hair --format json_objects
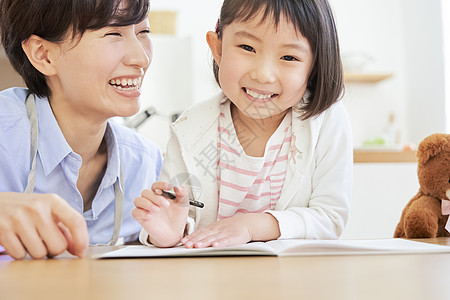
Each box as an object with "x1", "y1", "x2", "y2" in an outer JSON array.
[
  {"x1": 213, "y1": 0, "x2": 344, "y2": 120},
  {"x1": 0, "y1": 0, "x2": 150, "y2": 98}
]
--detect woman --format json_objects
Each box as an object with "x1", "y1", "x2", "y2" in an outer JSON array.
[{"x1": 0, "y1": 0, "x2": 162, "y2": 259}]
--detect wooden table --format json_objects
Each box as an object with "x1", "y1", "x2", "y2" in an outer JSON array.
[{"x1": 1, "y1": 238, "x2": 450, "y2": 300}]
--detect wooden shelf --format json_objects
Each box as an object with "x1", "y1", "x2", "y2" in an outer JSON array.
[
  {"x1": 354, "y1": 149, "x2": 417, "y2": 163},
  {"x1": 344, "y1": 73, "x2": 393, "y2": 83},
  {"x1": 148, "y1": 11, "x2": 177, "y2": 35}
]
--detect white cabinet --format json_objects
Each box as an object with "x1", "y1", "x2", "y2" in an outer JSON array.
[{"x1": 341, "y1": 163, "x2": 419, "y2": 239}]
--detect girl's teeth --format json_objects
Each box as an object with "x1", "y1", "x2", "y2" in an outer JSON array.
[{"x1": 246, "y1": 89, "x2": 272, "y2": 100}]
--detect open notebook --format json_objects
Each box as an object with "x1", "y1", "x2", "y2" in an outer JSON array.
[{"x1": 98, "y1": 239, "x2": 450, "y2": 259}]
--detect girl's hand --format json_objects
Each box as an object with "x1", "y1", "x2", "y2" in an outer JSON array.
[
  {"x1": 132, "y1": 182, "x2": 189, "y2": 247},
  {"x1": 180, "y1": 213, "x2": 281, "y2": 248}
]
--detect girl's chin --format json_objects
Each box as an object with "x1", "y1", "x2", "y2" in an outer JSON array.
[{"x1": 241, "y1": 106, "x2": 287, "y2": 120}]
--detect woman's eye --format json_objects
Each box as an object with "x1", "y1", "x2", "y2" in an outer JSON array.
[
  {"x1": 139, "y1": 29, "x2": 150, "y2": 35},
  {"x1": 281, "y1": 55, "x2": 299, "y2": 62},
  {"x1": 239, "y1": 45, "x2": 255, "y2": 52},
  {"x1": 105, "y1": 32, "x2": 121, "y2": 37}
]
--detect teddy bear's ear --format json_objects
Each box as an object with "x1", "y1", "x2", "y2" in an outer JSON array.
[{"x1": 416, "y1": 133, "x2": 450, "y2": 165}]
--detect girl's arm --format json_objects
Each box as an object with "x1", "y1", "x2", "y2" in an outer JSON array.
[
  {"x1": 181, "y1": 213, "x2": 280, "y2": 248},
  {"x1": 133, "y1": 182, "x2": 189, "y2": 247},
  {"x1": 266, "y1": 102, "x2": 353, "y2": 239},
  {"x1": 135, "y1": 129, "x2": 194, "y2": 247}
]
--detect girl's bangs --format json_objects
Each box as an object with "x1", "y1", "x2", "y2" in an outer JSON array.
[{"x1": 230, "y1": 0, "x2": 305, "y2": 34}]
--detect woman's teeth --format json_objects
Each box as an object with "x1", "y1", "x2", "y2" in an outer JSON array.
[
  {"x1": 109, "y1": 78, "x2": 142, "y2": 90},
  {"x1": 245, "y1": 88, "x2": 273, "y2": 100}
]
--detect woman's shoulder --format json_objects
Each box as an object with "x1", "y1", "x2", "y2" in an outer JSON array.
[
  {"x1": 108, "y1": 121, "x2": 162, "y2": 160},
  {"x1": 0, "y1": 87, "x2": 29, "y2": 115}
]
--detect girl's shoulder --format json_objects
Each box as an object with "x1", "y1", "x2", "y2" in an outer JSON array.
[
  {"x1": 319, "y1": 100, "x2": 350, "y2": 125},
  {"x1": 174, "y1": 93, "x2": 225, "y2": 123},
  {"x1": 292, "y1": 100, "x2": 351, "y2": 143},
  {"x1": 298, "y1": 100, "x2": 349, "y2": 126},
  {"x1": 170, "y1": 93, "x2": 225, "y2": 133}
]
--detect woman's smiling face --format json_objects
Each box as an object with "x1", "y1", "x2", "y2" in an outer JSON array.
[{"x1": 48, "y1": 18, "x2": 152, "y2": 120}]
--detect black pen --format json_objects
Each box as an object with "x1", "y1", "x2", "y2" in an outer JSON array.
[{"x1": 161, "y1": 190, "x2": 204, "y2": 208}]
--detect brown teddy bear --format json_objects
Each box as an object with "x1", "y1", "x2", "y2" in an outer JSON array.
[{"x1": 394, "y1": 133, "x2": 450, "y2": 238}]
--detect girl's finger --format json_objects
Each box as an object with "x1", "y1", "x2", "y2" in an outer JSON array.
[
  {"x1": 173, "y1": 186, "x2": 189, "y2": 206},
  {"x1": 134, "y1": 197, "x2": 163, "y2": 213},
  {"x1": 132, "y1": 207, "x2": 152, "y2": 222},
  {"x1": 151, "y1": 181, "x2": 172, "y2": 192},
  {"x1": 139, "y1": 190, "x2": 170, "y2": 209}
]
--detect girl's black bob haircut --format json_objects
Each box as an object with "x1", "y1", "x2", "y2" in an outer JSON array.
[
  {"x1": 0, "y1": 0, "x2": 150, "y2": 98},
  {"x1": 213, "y1": 0, "x2": 344, "y2": 120}
]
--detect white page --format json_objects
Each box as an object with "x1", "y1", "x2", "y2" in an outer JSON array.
[
  {"x1": 98, "y1": 239, "x2": 450, "y2": 259},
  {"x1": 265, "y1": 239, "x2": 450, "y2": 256},
  {"x1": 99, "y1": 242, "x2": 276, "y2": 259}
]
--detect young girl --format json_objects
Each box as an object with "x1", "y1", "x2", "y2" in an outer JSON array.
[
  {"x1": 133, "y1": 0, "x2": 352, "y2": 248},
  {"x1": 0, "y1": 0, "x2": 162, "y2": 259}
]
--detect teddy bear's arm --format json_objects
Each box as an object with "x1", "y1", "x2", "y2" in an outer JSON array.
[{"x1": 401, "y1": 195, "x2": 442, "y2": 238}]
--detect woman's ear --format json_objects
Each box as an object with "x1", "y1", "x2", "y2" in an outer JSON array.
[
  {"x1": 206, "y1": 31, "x2": 222, "y2": 66},
  {"x1": 21, "y1": 35, "x2": 59, "y2": 76}
]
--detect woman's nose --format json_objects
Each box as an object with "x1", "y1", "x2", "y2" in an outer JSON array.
[{"x1": 124, "y1": 37, "x2": 152, "y2": 69}]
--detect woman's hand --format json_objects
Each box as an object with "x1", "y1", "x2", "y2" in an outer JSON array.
[
  {"x1": 0, "y1": 192, "x2": 89, "y2": 260},
  {"x1": 180, "y1": 213, "x2": 281, "y2": 248},
  {"x1": 132, "y1": 182, "x2": 189, "y2": 247}
]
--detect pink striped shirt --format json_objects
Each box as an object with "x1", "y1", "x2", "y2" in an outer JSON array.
[{"x1": 217, "y1": 101, "x2": 292, "y2": 220}]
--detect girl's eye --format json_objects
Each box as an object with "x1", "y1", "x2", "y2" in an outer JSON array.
[
  {"x1": 281, "y1": 55, "x2": 299, "y2": 62},
  {"x1": 139, "y1": 29, "x2": 150, "y2": 35},
  {"x1": 239, "y1": 45, "x2": 255, "y2": 52}
]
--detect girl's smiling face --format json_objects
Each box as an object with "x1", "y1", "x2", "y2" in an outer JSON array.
[
  {"x1": 208, "y1": 10, "x2": 313, "y2": 121},
  {"x1": 48, "y1": 18, "x2": 152, "y2": 121}
]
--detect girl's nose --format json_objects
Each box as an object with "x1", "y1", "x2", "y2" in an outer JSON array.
[{"x1": 249, "y1": 59, "x2": 276, "y2": 84}]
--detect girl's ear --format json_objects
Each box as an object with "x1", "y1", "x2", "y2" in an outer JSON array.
[
  {"x1": 206, "y1": 31, "x2": 222, "y2": 66},
  {"x1": 21, "y1": 35, "x2": 59, "y2": 76}
]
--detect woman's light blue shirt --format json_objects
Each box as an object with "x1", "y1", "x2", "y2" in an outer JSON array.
[{"x1": 0, "y1": 88, "x2": 162, "y2": 245}]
